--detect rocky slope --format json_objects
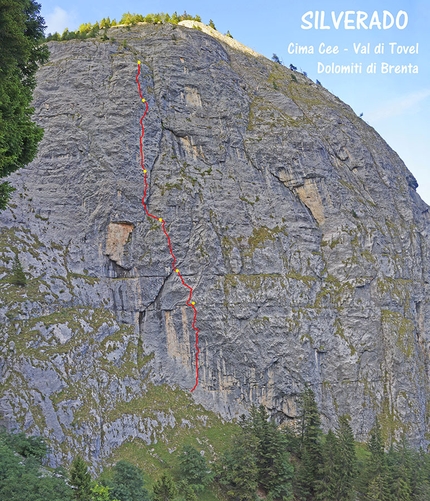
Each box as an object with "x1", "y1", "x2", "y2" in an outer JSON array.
[{"x1": 1, "y1": 21, "x2": 429, "y2": 467}]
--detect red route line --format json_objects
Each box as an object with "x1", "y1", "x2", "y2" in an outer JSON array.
[{"x1": 135, "y1": 61, "x2": 200, "y2": 392}]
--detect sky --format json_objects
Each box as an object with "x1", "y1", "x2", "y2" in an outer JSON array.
[{"x1": 40, "y1": 0, "x2": 430, "y2": 204}]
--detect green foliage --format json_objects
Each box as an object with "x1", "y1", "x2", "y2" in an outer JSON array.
[
  {"x1": 0, "y1": 428, "x2": 47, "y2": 458},
  {"x1": 317, "y1": 429, "x2": 339, "y2": 500},
  {"x1": 335, "y1": 415, "x2": 357, "y2": 500},
  {"x1": 90, "y1": 484, "x2": 112, "y2": 501},
  {"x1": 176, "y1": 480, "x2": 198, "y2": 501},
  {"x1": 178, "y1": 445, "x2": 212, "y2": 492},
  {"x1": 0, "y1": 430, "x2": 73, "y2": 500},
  {"x1": 294, "y1": 387, "x2": 323, "y2": 501},
  {"x1": 46, "y1": 11, "x2": 204, "y2": 42},
  {"x1": 250, "y1": 405, "x2": 294, "y2": 499},
  {"x1": 0, "y1": 0, "x2": 49, "y2": 210},
  {"x1": 208, "y1": 19, "x2": 216, "y2": 30},
  {"x1": 109, "y1": 460, "x2": 150, "y2": 501},
  {"x1": 362, "y1": 419, "x2": 391, "y2": 501},
  {"x1": 152, "y1": 473, "x2": 178, "y2": 501},
  {"x1": 70, "y1": 456, "x2": 92, "y2": 501},
  {"x1": 217, "y1": 415, "x2": 259, "y2": 500},
  {"x1": 10, "y1": 255, "x2": 26, "y2": 286},
  {"x1": 216, "y1": 407, "x2": 293, "y2": 500},
  {"x1": 316, "y1": 416, "x2": 356, "y2": 501}
]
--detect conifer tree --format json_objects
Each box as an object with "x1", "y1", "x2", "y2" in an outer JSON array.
[
  {"x1": 109, "y1": 460, "x2": 149, "y2": 501},
  {"x1": 364, "y1": 419, "x2": 391, "y2": 501},
  {"x1": 0, "y1": 0, "x2": 48, "y2": 210},
  {"x1": 152, "y1": 473, "x2": 178, "y2": 501},
  {"x1": 413, "y1": 448, "x2": 430, "y2": 500},
  {"x1": 294, "y1": 387, "x2": 323, "y2": 501},
  {"x1": 178, "y1": 445, "x2": 212, "y2": 492},
  {"x1": 10, "y1": 255, "x2": 26, "y2": 286},
  {"x1": 316, "y1": 416, "x2": 356, "y2": 501},
  {"x1": 250, "y1": 405, "x2": 293, "y2": 499},
  {"x1": 316, "y1": 429, "x2": 339, "y2": 501},
  {"x1": 335, "y1": 415, "x2": 357, "y2": 500},
  {"x1": 217, "y1": 415, "x2": 259, "y2": 501},
  {"x1": 69, "y1": 456, "x2": 92, "y2": 501}
]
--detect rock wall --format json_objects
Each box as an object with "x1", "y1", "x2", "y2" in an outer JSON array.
[{"x1": 1, "y1": 22, "x2": 430, "y2": 466}]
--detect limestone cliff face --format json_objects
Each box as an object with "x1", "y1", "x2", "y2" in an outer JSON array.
[{"x1": 1, "y1": 21, "x2": 430, "y2": 466}]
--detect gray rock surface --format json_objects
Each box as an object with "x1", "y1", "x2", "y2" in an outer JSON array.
[{"x1": 1, "y1": 22, "x2": 430, "y2": 466}]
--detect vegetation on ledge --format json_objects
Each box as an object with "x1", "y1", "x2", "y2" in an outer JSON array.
[
  {"x1": 45, "y1": 12, "x2": 203, "y2": 41},
  {"x1": 2, "y1": 389, "x2": 430, "y2": 500}
]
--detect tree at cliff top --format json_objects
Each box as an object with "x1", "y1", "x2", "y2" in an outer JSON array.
[{"x1": 0, "y1": 0, "x2": 48, "y2": 210}]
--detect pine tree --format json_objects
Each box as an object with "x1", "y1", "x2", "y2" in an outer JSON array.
[
  {"x1": 0, "y1": 0, "x2": 49, "y2": 210},
  {"x1": 250, "y1": 405, "x2": 293, "y2": 499},
  {"x1": 69, "y1": 456, "x2": 92, "y2": 501},
  {"x1": 109, "y1": 460, "x2": 149, "y2": 501},
  {"x1": 208, "y1": 19, "x2": 216, "y2": 30},
  {"x1": 217, "y1": 415, "x2": 259, "y2": 501},
  {"x1": 364, "y1": 419, "x2": 391, "y2": 501},
  {"x1": 177, "y1": 480, "x2": 198, "y2": 501},
  {"x1": 10, "y1": 255, "x2": 26, "y2": 286},
  {"x1": 413, "y1": 448, "x2": 430, "y2": 500},
  {"x1": 178, "y1": 445, "x2": 212, "y2": 492},
  {"x1": 152, "y1": 473, "x2": 178, "y2": 501},
  {"x1": 335, "y1": 415, "x2": 357, "y2": 500},
  {"x1": 316, "y1": 429, "x2": 339, "y2": 501},
  {"x1": 386, "y1": 436, "x2": 415, "y2": 501},
  {"x1": 316, "y1": 416, "x2": 357, "y2": 501},
  {"x1": 294, "y1": 387, "x2": 323, "y2": 501}
]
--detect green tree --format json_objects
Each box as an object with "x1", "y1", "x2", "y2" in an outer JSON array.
[
  {"x1": 250, "y1": 405, "x2": 293, "y2": 500},
  {"x1": 109, "y1": 460, "x2": 149, "y2": 501},
  {"x1": 177, "y1": 480, "x2": 198, "y2": 501},
  {"x1": 386, "y1": 437, "x2": 416, "y2": 501},
  {"x1": 335, "y1": 415, "x2": 357, "y2": 500},
  {"x1": 10, "y1": 255, "x2": 26, "y2": 286},
  {"x1": 0, "y1": 0, "x2": 48, "y2": 210},
  {"x1": 90, "y1": 484, "x2": 112, "y2": 501},
  {"x1": 0, "y1": 429, "x2": 46, "y2": 458},
  {"x1": 316, "y1": 429, "x2": 339, "y2": 501},
  {"x1": 178, "y1": 445, "x2": 212, "y2": 492},
  {"x1": 208, "y1": 19, "x2": 216, "y2": 30},
  {"x1": 70, "y1": 456, "x2": 92, "y2": 501},
  {"x1": 0, "y1": 433, "x2": 73, "y2": 501},
  {"x1": 152, "y1": 473, "x2": 178, "y2": 501},
  {"x1": 364, "y1": 419, "x2": 391, "y2": 501},
  {"x1": 294, "y1": 387, "x2": 323, "y2": 501},
  {"x1": 217, "y1": 415, "x2": 259, "y2": 500}
]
